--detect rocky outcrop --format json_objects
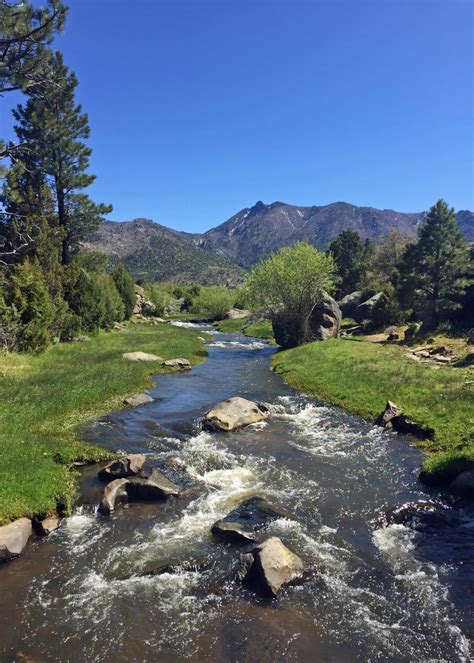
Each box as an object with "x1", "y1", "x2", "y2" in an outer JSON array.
[
  {"x1": 338, "y1": 291, "x2": 363, "y2": 318},
  {"x1": 211, "y1": 497, "x2": 291, "y2": 543},
  {"x1": 123, "y1": 393, "x2": 154, "y2": 407},
  {"x1": 353, "y1": 292, "x2": 383, "y2": 323},
  {"x1": 226, "y1": 308, "x2": 250, "y2": 319},
  {"x1": 449, "y1": 470, "x2": 474, "y2": 498},
  {"x1": 203, "y1": 397, "x2": 269, "y2": 431},
  {"x1": 98, "y1": 454, "x2": 146, "y2": 481},
  {"x1": 122, "y1": 351, "x2": 163, "y2": 361},
  {"x1": 0, "y1": 518, "x2": 32, "y2": 562},
  {"x1": 238, "y1": 536, "x2": 304, "y2": 596},
  {"x1": 98, "y1": 469, "x2": 180, "y2": 515},
  {"x1": 163, "y1": 358, "x2": 192, "y2": 371},
  {"x1": 308, "y1": 294, "x2": 341, "y2": 340},
  {"x1": 134, "y1": 284, "x2": 157, "y2": 317}
]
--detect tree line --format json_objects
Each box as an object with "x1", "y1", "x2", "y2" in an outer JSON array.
[{"x1": 0, "y1": 1, "x2": 136, "y2": 351}]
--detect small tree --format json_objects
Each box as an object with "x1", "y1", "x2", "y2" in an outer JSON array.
[
  {"x1": 246, "y1": 242, "x2": 336, "y2": 347},
  {"x1": 329, "y1": 230, "x2": 372, "y2": 298},
  {"x1": 193, "y1": 286, "x2": 234, "y2": 321},
  {"x1": 112, "y1": 263, "x2": 135, "y2": 319},
  {"x1": 396, "y1": 200, "x2": 470, "y2": 329},
  {"x1": 369, "y1": 229, "x2": 413, "y2": 287}
]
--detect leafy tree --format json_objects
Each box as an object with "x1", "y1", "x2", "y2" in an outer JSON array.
[
  {"x1": 112, "y1": 263, "x2": 135, "y2": 319},
  {"x1": 329, "y1": 230, "x2": 372, "y2": 298},
  {"x1": 193, "y1": 286, "x2": 234, "y2": 321},
  {"x1": 396, "y1": 199, "x2": 470, "y2": 328},
  {"x1": 246, "y1": 242, "x2": 336, "y2": 346},
  {"x1": 369, "y1": 229, "x2": 413, "y2": 287},
  {"x1": 12, "y1": 51, "x2": 112, "y2": 263}
]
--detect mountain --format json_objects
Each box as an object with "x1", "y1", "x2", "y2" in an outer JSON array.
[
  {"x1": 85, "y1": 203, "x2": 474, "y2": 282},
  {"x1": 201, "y1": 201, "x2": 474, "y2": 268},
  {"x1": 83, "y1": 218, "x2": 245, "y2": 285}
]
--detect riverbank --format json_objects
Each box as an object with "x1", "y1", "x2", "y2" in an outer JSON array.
[
  {"x1": 272, "y1": 337, "x2": 474, "y2": 484},
  {"x1": 214, "y1": 317, "x2": 274, "y2": 340},
  {"x1": 0, "y1": 322, "x2": 207, "y2": 524}
]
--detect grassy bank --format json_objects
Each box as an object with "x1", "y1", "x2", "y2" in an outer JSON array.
[
  {"x1": 273, "y1": 338, "x2": 474, "y2": 483},
  {"x1": 215, "y1": 317, "x2": 275, "y2": 341},
  {"x1": 0, "y1": 323, "x2": 207, "y2": 524}
]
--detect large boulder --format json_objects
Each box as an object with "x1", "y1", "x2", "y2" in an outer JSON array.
[
  {"x1": 337, "y1": 291, "x2": 363, "y2": 318},
  {"x1": 308, "y1": 294, "x2": 341, "y2": 340},
  {"x1": 98, "y1": 454, "x2": 146, "y2": 481},
  {"x1": 211, "y1": 497, "x2": 291, "y2": 543},
  {"x1": 122, "y1": 352, "x2": 163, "y2": 362},
  {"x1": 98, "y1": 469, "x2": 180, "y2": 515},
  {"x1": 239, "y1": 536, "x2": 304, "y2": 596},
  {"x1": 0, "y1": 518, "x2": 32, "y2": 562},
  {"x1": 203, "y1": 397, "x2": 269, "y2": 431},
  {"x1": 353, "y1": 292, "x2": 384, "y2": 323}
]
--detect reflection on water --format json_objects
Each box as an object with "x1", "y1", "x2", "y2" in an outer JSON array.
[{"x1": 0, "y1": 328, "x2": 472, "y2": 662}]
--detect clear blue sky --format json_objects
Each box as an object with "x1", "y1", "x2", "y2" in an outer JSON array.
[{"x1": 8, "y1": 0, "x2": 474, "y2": 231}]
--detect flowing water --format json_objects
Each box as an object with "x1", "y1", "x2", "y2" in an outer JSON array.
[{"x1": 0, "y1": 326, "x2": 472, "y2": 662}]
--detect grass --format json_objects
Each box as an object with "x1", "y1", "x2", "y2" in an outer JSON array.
[
  {"x1": 272, "y1": 337, "x2": 474, "y2": 484},
  {"x1": 214, "y1": 317, "x2": 275, "y2": 341},
  {"x1": 0, "y1": 323, "x2": 207, "y2": 524}
]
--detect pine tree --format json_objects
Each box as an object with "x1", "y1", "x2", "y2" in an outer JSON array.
[
  {"x1": 396, "y1": 199, "x2": 470, "y2": 328},
  {"x1": 329, "y1": 230, "x2": 372, "y2": 298},
  {"x1": 12, "y1": 51, "x2": 112, "y2": 264}
]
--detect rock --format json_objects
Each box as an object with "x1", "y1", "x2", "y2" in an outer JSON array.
[
  {"x1": 239, "y1": 536, "x2": 304, "y2": 596},
  {"x1": 122, "y1": 352, "x2": 163, "y2": 361},
  {"x1": 376, "y1": 400, "x2": 402, "y2": 429},
  {"x1": 211, "y1": 497, "x2": 291, "y2": 543},
  {"x1": 377, "y1": 500, "x2": 438, "y2": 527},
  {"x1": 430, "y1": 354, "x2": 452, "y2": 363},
  {"x1": 197, "y1": 336, "x2": 206, "y2": 342},
  {"x1": 337, "y1": 291, "x2": 363, "y2": 318},
  {"x1": 226, "y1": 308, "x2": 250, "y2": 319},
  {"x1": 141, "y1": 300, "x2": 157, "y2": 316},
  {"x1": 203, "y1": 397, "x2": 268, "y2": 431},
  {"x1": 36, "y1": 515, "x2": 61, "y2": 536},
  {"x1": 98, "y1": 469, "x2": 180, "y2": 515},
  {"x1": 98, "y1": 454, "x2": 146, "y2": 481},
  {"x1": 449, "y1": 470, "x2": 474, "y2": 498},
  {"x1": 386, "y1": 332, "x2": 400, "y2": 343},
  {"x1": 163, "y1": 358, "x2": 192, "y2": 370},
  {"x1": 308, "y1": 294, "x2": 341, "y2": 340},
  {"x1": 0, "y1": 518, "x2": 32, "y2": 562},
  {"x1": 353, "y1": 292, "x2": 384, "y2": 323},
  {"x1": 123, "y1": 393, "x2": 154, "y2": 407}
]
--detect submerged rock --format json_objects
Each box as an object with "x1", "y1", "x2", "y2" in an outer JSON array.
[
  {"x1": 239, "y1": 536, "x2": 304, "y2": 596},
  {"x1": 163, "y1": 358, "x2": 192, "y2": 370},
  {"x1": 204, "y1": 397, "x2": 269, "y2": 431},
  {"x1": 98, "y1": 454, "x2": 146, "y2": 481},
  {"x1": 122, "y1": 351, "x2": 163, "y2": 361},
  {"x1": 0, "y1": 518, "x2": 32, "y2": 562},
  {"x1": 211, "y1": 497, "x2": 291, "y2": 543},
  {"x1": 98, "y1": 469, "x2": 180, "y2": 515},
  {"x1": 123, "y1": 393, "x2": 153, "y2": 407}
]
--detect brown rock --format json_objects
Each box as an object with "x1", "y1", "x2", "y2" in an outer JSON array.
[
  {"x1": 204, "y1": 397, "x2": 268, "y2": 431},
  {"x1": 123, "y1": 393, "x2": 154, "y2": 407},
  {"x1": 163, "y1": 358, "x2": 192, "y2": 370},
  {"x1": 240, "y1": 536, "x2": 304, "y2": 596},
  {"x1": 37, "y1": 515, "x2": 61, "y2": 536},
  {"x1": 0, "y1": 518, "x2": 32, "y2": 562},
  {"x1": 98, "y1": 454, "x2": 146, "y2": 480}
]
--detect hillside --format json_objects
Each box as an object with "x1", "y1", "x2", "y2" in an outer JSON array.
[{"x1": 85, "y1": 204, "x2": 474, "y2": 281}]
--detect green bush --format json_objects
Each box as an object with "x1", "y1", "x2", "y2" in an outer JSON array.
[
  {"x1": 193, "y1": 286, "x2": 234, "y2": 321},
  {"x1": 112, "y1": 263, "x2": 135, "y2": 319}
]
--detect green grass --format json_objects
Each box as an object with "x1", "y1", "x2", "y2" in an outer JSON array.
[
  {"x1": 214, "y1": 317, "x2": 275, "y2": 341},
  {"x1": 273, "y1": 337, "x2": 474, "y2": 483},
  {"x1": 213, "y1": 318, "x2": 247, "y2": 332},
  {"x1": 0, "y1": 323, "x2": 207, "y2": 524}
]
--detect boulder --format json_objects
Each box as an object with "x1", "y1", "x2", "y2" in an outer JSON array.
[
  {"x1": 308, "y1": 294, "x2": 341, "y2": 340},
  {"x1": 163, "y1": 358, "x2": 192, "y2": 371},
  {"x1": 239, "y1": 536, "x2": 304, "y2": 596},
  {"x1": 226, "y1": 308, "x2": 250, "y2": 319},
  {"x1": 353, "y1": 292, "x2": 383, "y2": 323},
  {"x1": 203, "y1": 397, "x2": 269, "y2": 431},
  {"x1": 0, "y1": 518, "x2": 32, "y2": 562},
  {"x1": 123, "y1": 393, "x2": 154, "y2": 407},
  {"x1": 211, "y1": 497, "x2": 291, "y2": 543},
  {"x1": 122, "y1": 352, "x2": 163, "y2": 362},
  {"x1": 98, "y1": 469, "x2": 180, "y2": 515},
  {"x1": 376, "y1": 400, "x2": 402, "y2": 429},
  {"x1": 36, "y1": 515, "x2": 61, "y2": 536},
  {"x1": 98, "y1": 454, "x2": 146, "y2": 481},
  {"x1": 449, "y1": 470, "x2": 474, "y2": 498},
  {"x1": 337, "y1": 291, "x2": 363, "y2": 318}
]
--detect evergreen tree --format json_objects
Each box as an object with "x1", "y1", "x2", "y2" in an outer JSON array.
[
  {"x1": 329, "y1": 230, "x2": 372, "y2": 298},
  {"x1": 112, "y1": 263, "x2": 135, "y2": 319},
  {"x1": 64, "y1": 266, "x2": 105, "y2": 333},
  {"x1": 12, "y1": 51, "x2": 111, "y2": 264},
  {"x1": 396, "y1": 199, "x2": 470, "y2": 328}
]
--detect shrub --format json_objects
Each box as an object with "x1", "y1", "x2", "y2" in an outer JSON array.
[
  {"x1": 112, "y1": 263, "x2": 135, "y2": 319},
  {"x1": 193, "y1": 286, "x2": 234, "y2": 321}
]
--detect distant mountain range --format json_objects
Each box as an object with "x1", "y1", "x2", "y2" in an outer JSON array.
[{"x1": 84, "y1": 201, "x2": 474, "y2": 283}]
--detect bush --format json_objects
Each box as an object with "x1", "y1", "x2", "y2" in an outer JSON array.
[
  {"x1": 112, "y1": 263, "x2": 135, "y2": 319},
  {"x1": 193, "y1": 286, "x2": 234, "y2": 321},
  {"x1": 369, "y1": 290, "x2": 403, "y2": 330},
  {"x1": 65, "y1": 268, "x2": 105, "y2": 333},
  {"x1": 99, "y1": 275, "x2": 125, "y2": 328},
  {"x1": 144, "y1": 283, "x2": 172, "y2": 317}
]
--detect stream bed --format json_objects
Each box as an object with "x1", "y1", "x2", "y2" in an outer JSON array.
[{"x1": 0, "y1": 326, "x2": 472, "y2": 662}]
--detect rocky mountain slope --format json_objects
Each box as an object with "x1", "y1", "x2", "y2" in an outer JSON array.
[{"x1": 85, "y1": 203, "x2": 473, "y2": 282}]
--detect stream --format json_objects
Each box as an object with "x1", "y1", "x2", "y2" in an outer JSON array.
[{"x1": 0, "y1": 325, "x2": 472, "y2": 662}]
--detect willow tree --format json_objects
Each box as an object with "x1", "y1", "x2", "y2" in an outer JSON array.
[{"x1": 12, "y1": 51, "x2": 112, "y2": 263}]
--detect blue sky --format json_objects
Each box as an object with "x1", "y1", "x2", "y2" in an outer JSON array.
[{"x1": 4, "y1": 0, "x2": 473, "y2": 231}]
